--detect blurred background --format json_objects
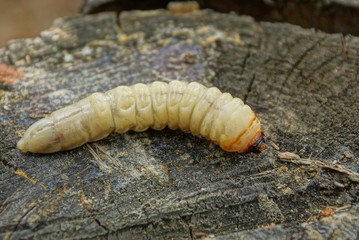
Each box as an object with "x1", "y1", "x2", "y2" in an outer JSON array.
[
  {"x1": 0, "y1": 0, "x2": 83, "y2": 46},
  {"x1": 1, "y1": 0, "x2": 358, "y2": 47}
]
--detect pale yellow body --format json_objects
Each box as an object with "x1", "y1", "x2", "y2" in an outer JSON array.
[{"x1": 17, "y1": 81, "x2": 263, "y2": 153}]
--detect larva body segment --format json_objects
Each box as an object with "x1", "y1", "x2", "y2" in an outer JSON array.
[
  {"x1": 106, "y1": 86, "x2": 135, "y2": 133},
  {"x1": 167, "y1": 81, "x2": 187, "y2": 130},
  {"x1": 178, "y1": 82, "x2": 207, "y2": 131},
  {"x1": 149, "y1": 82, "x2": 168, "y2": 131},
  {"x1": 189, "y1": 87, "x2": 220, "y2": 137},
  {"x1": 17, "y1": 81, "x2": 265, "y2": 154},
  {"x1": 131, "y1": 83, "x2": 154, "y2": 132},
  {"x1": 201, "y1": 92, "x2": 233, "y2": 141}
]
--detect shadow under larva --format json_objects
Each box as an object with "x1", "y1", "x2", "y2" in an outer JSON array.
[{"x1": 17, "y1": 81, "x2": 265, "y2": 154}]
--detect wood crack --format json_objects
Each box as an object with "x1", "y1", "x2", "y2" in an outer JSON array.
[
  {"x1": 240, "y1": 49, "x2": 250, "y2": 76},
  {"x1": 244, "y1": 74, "x2": 256, "y2": 104},
  {"x1": 94, "y1": 218, "x2": 110, "y2": 234},
  {"x1": 280, "y1": 37, "x2": 327, "y2": 92},
  {"x1": 0, "y1": 158, "x2": 17, "y2": 171},
  {"x1": 5, "y1": 204, "x2": 37, "y2": 240}
]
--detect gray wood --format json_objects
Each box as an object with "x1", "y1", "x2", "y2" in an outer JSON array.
[{"x1": 0, "y1": 8, "x2": 358, "y2": 240}]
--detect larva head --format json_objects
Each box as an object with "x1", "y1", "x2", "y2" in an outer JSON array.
[
  {"x1": 220, "y1": 122, "x2": 265, "y2": 153},
  {"x1": 17, "y1": 118, "x2": 62, "y2": 153},
  {"x1": 247, "y1": 131, "x2": 266, "y2": 153},
  {"x1": 219, "y1": 105, "x2": 266, "y2": 153}
]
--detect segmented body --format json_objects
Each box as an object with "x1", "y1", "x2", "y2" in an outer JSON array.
[{"x1": 17, "y1": 81, "x2": 264, "y2": 153}]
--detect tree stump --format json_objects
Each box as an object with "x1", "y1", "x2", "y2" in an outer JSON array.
[{"x1": 0, "y1": 5, "x2": 358, "y2": 240}]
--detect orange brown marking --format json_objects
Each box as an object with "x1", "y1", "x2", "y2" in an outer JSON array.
[
  {"x1": 15, "y1": 169, "x2": 47, "y2": 190},
  {"x1": 317, "y1": 207, "x2": 335, "y2": 219},
  {"x1": 226, "y1": 116, "x2": 257, "y2": 150},
  {"x1": 0, "y1": 64, "x2": 24, "y2": 84},
  {"x1": 51, "y1": 133, "x2": 65, "y2": 143},
  {"x1": 220, "y1": 115, "x2": 265, "y2": 153}
]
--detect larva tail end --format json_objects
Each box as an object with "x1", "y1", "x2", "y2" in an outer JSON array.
[
  {"x1": 247, "y1": 131, "x2": 266, "y2": 153},
  {"x1": 17, "y1": 138, "x2": 28, "y2": 153}
]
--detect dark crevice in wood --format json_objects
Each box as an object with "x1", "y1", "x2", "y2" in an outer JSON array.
[
  {"x1": 244, "y1": 74, "x2": 255, "y2": 104},
  {"x1": 94, "y1": 218, "x2": 110, "y2": 234},
  {"x1": 240, "y1": 49, "x2": 250, "y2": 76},
  {"x1": 0, "y1": 158, "x2": 18, "y2": 172},
  {"x1": 280, "y1": 37, "x2": 327, "y2": 92}
]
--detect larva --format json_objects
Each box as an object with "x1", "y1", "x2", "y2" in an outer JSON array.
[{"x1": 17, "y1": 81, "x2": 265, "y2": 154}]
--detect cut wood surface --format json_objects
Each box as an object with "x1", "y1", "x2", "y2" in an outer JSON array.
[{"x1": 0, "y1": 7, "x2": 358, "y2": 240}]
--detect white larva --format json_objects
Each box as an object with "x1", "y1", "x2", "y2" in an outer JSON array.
[{"x1": 17, "y1": 81, "x2": 265, "y2": 154}]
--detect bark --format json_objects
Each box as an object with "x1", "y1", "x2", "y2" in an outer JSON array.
[{"x1": 0, "y1": 7, "x2": 358, "y2": 240}]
